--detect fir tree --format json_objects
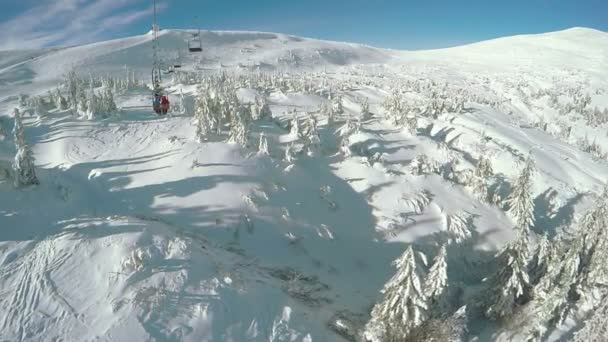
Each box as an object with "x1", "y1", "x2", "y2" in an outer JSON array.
[
  {"x1": 445, "y1": 212, "x2": 473, "y2": 244},
  {"x1": 529, "y1": 232, "x2": 550, "y2": 286},
  {"x1": 102, "y1": 87, "x2": 118, "y2": 114},
  {"x1": 484, "y1": 235, "x2": 530, "y2": 320},
  {"x1": 258, "y1": 132, "x2": 269, "y2": 156},
  {"x1": 361, "y1": 97, "x2": 371, "y2": 120},
  {"x1": 507, "y1": 155, "x2": 536, "y2": 243},
  {"x1": 471, "y1": 155, "x2": 493, "y2": 202},
  {"x1": 85, "y1": 83, "x2": 99, "y2": 120},
  {"x1": 228, "y1": 104, "x2": 251, "y2": 147},
  {"x1": 290, "y1": 110, "x2": 300, "y2": 137},
  {"x1": 424, "y1": 244, "x2": 448, "y2": 313},
  {"x1": 365, "y1": 246, "x2": 427, "y2": 341},
  {"x1": 12, "y1": 109, "x2": 38, "y2": 187},
  {"x1": 284, "y1": 143, "x2": 296, "y2": 164}
]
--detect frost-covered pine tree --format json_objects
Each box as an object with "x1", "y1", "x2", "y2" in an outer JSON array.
[
  {"x1": 471, "y1": 154, "x2": 493, "y2": 201},
  {"x1": 12, "y1": 109, "x2": 38, "y2": 187},
  {"x1": 64, "y1": 69, "x2": 80, "y2": 113},
  {"x1": 365, "y1": 246, "x2": 427, "y2": 342},
  {"x1": 228, "y1": 104, "x2": 251, "y2": 147},
  {"x1": 507, "y1": 155, "x2": 535, "y2": 240},
  {"x1": 404, "y1": 114, "x2": 418, "y2": 136},
  {"x1": 18, "y1": 94, "x2": 28, "y2": 108},
  {"x1": 76, "y1": 85, "x2": 88, "y2": 116},
  {"x1": 258, "y1": 132, "x2": 269, "y2": 156},
  {"x1": 177, "y1": 89, "x2": 186, "y2": 115},
  {"x1": 53, "y1": 88, "x2": 68, "y2": 110},
  {"x1": 528, "y1": 232, "x2": 550, "y2": 286},
  {"x1": 424, "y1": 244, "x2": 448, "y2": 312},
  {"x1": 333, "y1": 95, "x2": 344, "y2": 114},
  {"x1": 289, "y1": 110, "x2": 300, "y2": 138},
  {"x1": 104, "y1": 87, "x2": 118, "y2": 114},
  {"x1": 484, "y1": 235, "x2": 530, "y2": 319},
  {"x1": 284, "y1": 143, "x2": 296, "y2": 164},
  {"x1": 32, "y1": 96, "x2": 47, "y2": 118},
  {"x1": 305, "y1": 115, "x2": 321, "y2": 157},
  {"x1": 410, "y1": 154, "x2": 439, "y2": 176},
  {"x1": 85, "y1": 83, "x2": 99, "y2": 120},
  {"x1": 361, "y1": 97, "x2": 372, "y2": 120},
  {"x1": 251, "y1": 96, "x2": 271, "y2": 120},
  {"x1": 194, "y1": 92, "x2": 213, "y2": 142}
]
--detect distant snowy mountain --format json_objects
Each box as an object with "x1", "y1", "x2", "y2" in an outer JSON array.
[{"x1": 0, "y1": 27, "x2": 607, "y2": 341}]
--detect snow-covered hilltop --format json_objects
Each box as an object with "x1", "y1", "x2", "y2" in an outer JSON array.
[{"x1": 0, "y1": 27, "x2": 607, "y2": 341}]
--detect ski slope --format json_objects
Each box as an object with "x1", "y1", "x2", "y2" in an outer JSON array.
[{"x1": 0, "y1": 27, "x2": 607, "y2": 341}]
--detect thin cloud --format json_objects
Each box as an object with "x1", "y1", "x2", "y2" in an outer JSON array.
[{"x1": 0, "y1": 0, "x2": 167, "y2": 50}]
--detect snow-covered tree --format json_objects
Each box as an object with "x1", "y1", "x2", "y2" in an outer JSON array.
[
  {"x1": 404, "y1": 190, "x2": 433, "y2": 215},
  {"x1": 470, "y1": 154, "x2": 494, "y2": 201},
  {"x1": 285, "y1": 143, "x2": 296, "y2": 164},
  {"x1": 507, "y1": 155, "x2": 535, "y2": 242},
  {"x1": 304, "y1": 115, "x2": 321, "y2": 157},
  {"x1": 228, "y1": 104, "x2": 251, "y2": 147},
  {"x1": 258, "y1": 132, "x2": 269, "y2": 156},
  {"x1": 251, "y1": 96, "x2": 271, "y2": 120},
  {"x1": 410, "y1": 154, "x2": 439, "y2": 176},
  {"x1": 484, "y1": 235, "x2": 530, "y2": 320},
  {"x1": 63, "y1": 69, "x2": 85, "y2": 115},
  {"x1": 18, "y1": 94, "x2": 28, "y2": 108},
  {"x1": 194, "y1": 90, "x2": 214, "y2": 142},
  {"x1": 31, "y1": 96, "x2": 47, "y2": 118},
  {"x1": 177, "y1": 89, "x2": 186, "y2": 115},
  {"x1": 76, "y1": 85, "x2": 88, "y2": 116},
  {"x1": 85, "y1": 83, "x2": 99, "y2": 120},
  {"x1": 361, "y1": 97, "x2": 372, "y2": 120},
  {"x1": 101, "y1": 86, "x2": 118, "y2": 115},
  {"x1": 527, "y1": 233, "x2": 550, "y2": 287},
  {"x1": 407, "y1": 306, "x2": 468, "y2": 342},
  {"x1": 424, "y1": 244, "x2": 448, "y2": 313},
  {"x1": 319, "y1": 102, "x2": 336, "y2": 127},
  {"x1": 12, "y1": 109, "x2": 38, "y2": 187},
  {"x1": 445, "y1": 212, "x2": 473, "y2": 244},
  {"x1": 365, "y1": 246, "x2": 428, "y2": 341},
  {"x1": 404, "y1": 114, "x2": 418, "y2": 136},
  {"x1": 333, "y1": 95, "x2": 344, "y2": 114},
  {"x1": 289, "y1": 110, "x2": 300, "y2": 138},
  {"x1": 53, "y1": 88, "x2": 68, "y2": 110}
]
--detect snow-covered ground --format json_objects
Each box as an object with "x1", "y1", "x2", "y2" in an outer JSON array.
[{"x1": 0, "y1": 27, "x2": 607, "y2": 341}]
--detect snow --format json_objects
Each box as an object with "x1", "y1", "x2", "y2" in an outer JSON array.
[{"x1": 0, "y1": 27, "x2": 607, "y2": 341}]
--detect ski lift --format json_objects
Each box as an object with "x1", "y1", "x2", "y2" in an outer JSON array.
[
  {"x1": 151, "y1": 0, "x2": 170, "y2": 116},
  {"x1": 189, "y1": 37, "x2": 202, "y2": 52},
  {"x1": 188, "y1": 17, "x2": 203, "y2": 52}
]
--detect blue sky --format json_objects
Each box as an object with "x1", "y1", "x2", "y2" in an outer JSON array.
[{"x1": 0, "y1": 0, "x2": 606, "y2": 50}]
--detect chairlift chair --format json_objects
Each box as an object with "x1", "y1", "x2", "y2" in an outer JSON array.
[
  {"x1": 189, "y1": 39, "x2": 202, "y2": 53},
  {"x1": 189, "y1": 18, "x2": 203, "y2": 53}
]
